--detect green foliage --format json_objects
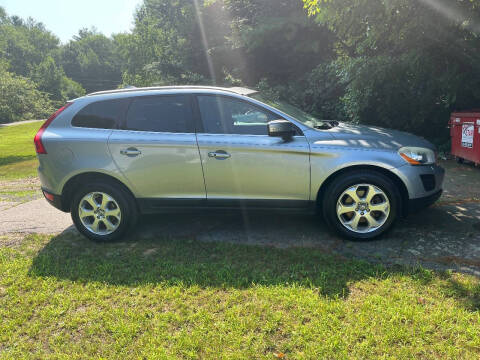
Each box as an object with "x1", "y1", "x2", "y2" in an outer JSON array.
[
  {"x1": 300, "y1": 0, "x2": 480, "y2": 143},
  {"x1": 339, "y1": 54, "x2": 464, "y2": 141},
  {"x1": 0, "y1": 6, "x2": 6, "y2": 23},
  {"x1": 219, "y1": 0, "x2": 335, "y2": 85},
  {"x1": 59, "y1": 28, "x2": 122, "y2": 92},
  {"x1": 116, "y1": 0, "x2": 334, "y2": 87},
  {"x1": 0, "y1": 14, "x2": 59, "y2": 77},
  {"x1": 30, "y1": 56, "x2": 85, "y2": 102},
  {"x1": 0, "y1": 8, "x2": 85, "y2": 120},
  {"x1": 60, "y1": 76, "x2": 86, "y2": 101},
  {"x1": 116, "y1": 0, "x2": 209, "y2": 86},
  {"x1": 0, "y1": 69, "x2": 53, "y2": 124},
  {"x1": 256, "y1": 61, "x2": 347, "y2": 121},
  {"x1": 1, "y1": 1, "x2": 480, "y2": 140},
  {"x1": 0, "y1": 8, "x2": 84, "y2": 119},
  {"x1": 30, "y1": 56, "x2": 63, "y2": 99}
]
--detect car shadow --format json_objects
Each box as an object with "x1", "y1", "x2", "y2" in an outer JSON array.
[
  {"x1": 133, "y1": 203, "x2": 480, "y2": 275},
  {"x1": 28, "y1": 202, "x2": 480, "y2": 308},
  {"x1": 29, "y1": 223, "x2": 438, "y2": 301},
  {"x1": 28, "y1": 225, "x2": 358, "y2": 297}
]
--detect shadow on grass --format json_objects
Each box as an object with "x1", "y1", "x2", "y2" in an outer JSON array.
[
  {"x1": 28, "y1": 229, "x2": 443, "y2": 300},
  {"x1": 0, "y1": 155, "x2": 36, "y2": 167},
  {"x1": 441, "y1": 277, "x2": 480, "y2": 312}
]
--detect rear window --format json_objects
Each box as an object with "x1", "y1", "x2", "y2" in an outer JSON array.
[
  {"x1": 125, "y1": 95, "x2": 193, "y2": 133},
  {"x1": 72, "y1": 99, "x2": 128, "y2": 129}
]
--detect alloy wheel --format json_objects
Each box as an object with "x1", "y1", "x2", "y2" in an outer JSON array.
[
  {"x1": 78, "y1": 192, "x2": 122, "y2": 235},
  {"x1": 336, "y1": 184, "x2": 390, "y2": 234}
]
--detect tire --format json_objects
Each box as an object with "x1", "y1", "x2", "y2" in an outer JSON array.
[
  {"x1": 322, "y1": 170, "x2": 401, "y2": 240},
  {"x1": 71, "y1": 181, "x2": 138, "y2": 242},
  {"x1": 456, "y1": 157, "x2": 464, "y2": 164}
]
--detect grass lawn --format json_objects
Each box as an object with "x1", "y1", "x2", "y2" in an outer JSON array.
[
  {"x1": 1, "y1": 232, "x2": 479, "y2": 359},
  {"x1": 0, "y1": 122, "x2": 42, "y2": 180},
  {"x1": 0, "y1": 122, "x2": 43, "y2": 202}
]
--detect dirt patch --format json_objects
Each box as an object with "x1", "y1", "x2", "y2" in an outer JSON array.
[
  {"x1": 430, "y1": 256, "x2": 480, "y2": 268},
  {"x1": 0, "y1": 177, "x2": 42, "y2": 203},
  {"x1": 0, "y1": 233, "x2": 26, "y2": 247},
  {"x1": 440, "y1": 159, "x2": 480, "y2": 202},
  {"x1": 0, "y1": 177, "x2": 41, "y2": 188}
]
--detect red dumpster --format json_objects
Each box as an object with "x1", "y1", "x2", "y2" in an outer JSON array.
[{"x1": 449, "y1": 110, "x2": 480, "y2": 166}]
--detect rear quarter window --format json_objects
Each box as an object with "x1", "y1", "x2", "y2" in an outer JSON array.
[{"x1": 72, "y1": 99, "x2": 129, "y2": 129}]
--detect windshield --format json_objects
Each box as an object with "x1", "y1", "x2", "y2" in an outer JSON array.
[{"x1": 250, "y1": 93, "x2": 335, "y2": 129}]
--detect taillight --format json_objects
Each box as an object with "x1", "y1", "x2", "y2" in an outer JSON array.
[
  {"x1": 34, "y1": 102, "x2": 73, "y2": 154},
  {"x1": 43, "y1": 190, "x2": 55, "y2": 202}
]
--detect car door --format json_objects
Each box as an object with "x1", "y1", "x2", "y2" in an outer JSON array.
[
  {"x1": 195, "y1": 94, "x2": 310, "y2": 206},
  {"x1": 108, "y1": 94, "x2": 206, "y2": 200}
]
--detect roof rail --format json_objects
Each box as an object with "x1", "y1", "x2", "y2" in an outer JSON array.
[{"x1": 86, "y1": 85, "x2": 258, "y2": 97}]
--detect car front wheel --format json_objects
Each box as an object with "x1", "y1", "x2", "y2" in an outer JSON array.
[
  {"x1": 322, "y1": 171, "x2": 400, "y2": 240},
  {"x1": 71, "y1": 182, "x2": 137, "y2": 242}
]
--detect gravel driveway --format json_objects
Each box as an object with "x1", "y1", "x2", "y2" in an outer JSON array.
[
  {"x1": 0, "y1": 198, "x2": 72, "y2": 234},
  {"x1": 1, "y1": 159, "x2": 479, "y2": 275}
]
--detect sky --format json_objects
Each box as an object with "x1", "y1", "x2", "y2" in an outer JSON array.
[{"x1": 0, "y1": 0, "x2": 143, "y2": 43}]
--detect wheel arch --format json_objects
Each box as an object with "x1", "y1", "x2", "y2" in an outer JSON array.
[
  {"x1": 315, "y1": 165, "x2": 409, "y2": 216},
  {"x1": 60, "y1": 172, "x2": 138, "y2": 212}
]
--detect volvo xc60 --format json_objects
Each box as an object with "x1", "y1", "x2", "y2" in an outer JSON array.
[{"x1": 34, "y1": 86, "x2": 444, "y2": 241}]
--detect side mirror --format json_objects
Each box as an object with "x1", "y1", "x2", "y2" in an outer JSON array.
[{"x1": 268, "y1": 120, "x2": 295, "y2": 140}]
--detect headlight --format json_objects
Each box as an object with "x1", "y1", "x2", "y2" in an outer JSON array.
[{"x1": 398, "y1": 147, "x2": 435, "y2": 165}]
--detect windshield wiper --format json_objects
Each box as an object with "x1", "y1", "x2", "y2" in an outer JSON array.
[{"x1": 314, "y1": 120, "x2": 339, "y2": 130}]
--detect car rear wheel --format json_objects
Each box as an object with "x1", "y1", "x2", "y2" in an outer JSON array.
[
  {"x1": 71, "y1": 182, "x2": 137, "y2": 242},
  {"x1": 322, "y1": 171, "x2": 401, "y2": 240}
]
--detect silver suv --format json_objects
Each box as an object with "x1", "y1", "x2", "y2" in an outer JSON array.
[{"x1": 35, "y1": 86, "x2": 444, "y2": 241}]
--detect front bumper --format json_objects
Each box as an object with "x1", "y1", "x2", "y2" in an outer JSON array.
[
  {"x1": 408, "y1": 189, "x2": 442, "y2": 213},
  {"x1": 393, "y1": 164, "x2": 445, "y2": 197},
  {"x1": 392, "y1": 164, "x2": 445, "y2": 214}
]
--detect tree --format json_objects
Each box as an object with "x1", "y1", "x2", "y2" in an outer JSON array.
[
  {"x1": 30, "y1": 56, "x2": 85, "y2": 102},
  {"x1": 118, "y1": 0, "x2": 335, "y2": 88},
  {"x1": 116, "y1": 0, "x2": 210, "y2": 86},
  {"x1": 0, "y1": 15, "x2": 59, "y2": 77},
  {"x1": 302, "y1": 0, "x2": 480, "y2": 142},
  {"x1": 59, "y1": 28, "x2": 123, "y2": 92},
  {"x1": 0, "y1": 7, "x2": 84, "y2": 114},
  {"x1": 0, "y1": 68, "x2": 53, "y2": 123},
  {"x1": 217, "y1": 0, "x2": 335, "y2": 85}
]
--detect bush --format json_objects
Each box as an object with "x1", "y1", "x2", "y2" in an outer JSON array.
[
  {"x1": 30, "y1": 56, "x2": 85, "y2": 103},
  {"x1": 0, "y1": 69, "x2": 54, "y2": 123},
  {"x1": 340, "y1": 54, "x2": 456, "y2": 144}
]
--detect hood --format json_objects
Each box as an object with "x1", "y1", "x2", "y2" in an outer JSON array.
[{"x1": 311, "y1": 122, "x2": 435, "y2": 151}]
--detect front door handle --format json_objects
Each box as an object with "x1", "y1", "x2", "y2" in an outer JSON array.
[
  {"x1": 120, "y1": 147, "x2": 142, "y2": 157},
  {"x1": 208, "y1": 150, "x2": 231, "y2": 160}
]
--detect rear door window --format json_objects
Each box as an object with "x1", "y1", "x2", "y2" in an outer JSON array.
[
  {"x1": 125, "y1": 95, "x2": 193, "y2": 133},
  {"x1": 72, "y1": 99, "x2": 128, "y2": 129}
]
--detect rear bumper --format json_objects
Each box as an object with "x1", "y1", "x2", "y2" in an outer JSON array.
[
  {"x1": 408, "y1": 189, "x2": 442, "y2": 213},
  {"x1": 42, "y1": 188, "x2": 68, "y2": 212}
]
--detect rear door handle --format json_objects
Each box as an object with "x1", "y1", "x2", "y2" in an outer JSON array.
[
  {"x1": 120, "y1": 147, "x2": 142, "y2": 157},
  {"x1": 208, "y1": 150, "x2": 231, "y2": 160}
]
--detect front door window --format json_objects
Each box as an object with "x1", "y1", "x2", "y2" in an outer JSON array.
[{"x1": 197, "y1": 95, "x2": 278, "y2": 135}]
